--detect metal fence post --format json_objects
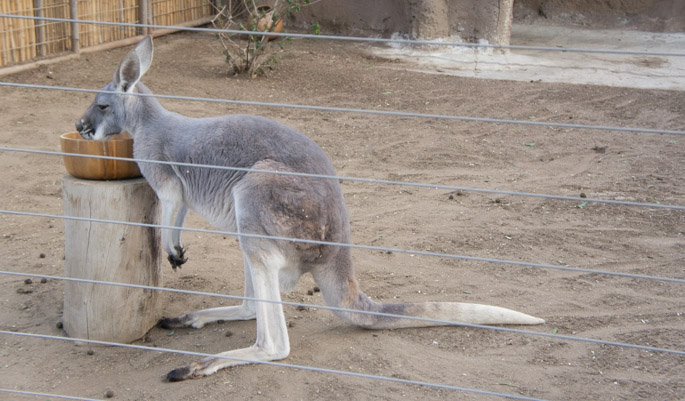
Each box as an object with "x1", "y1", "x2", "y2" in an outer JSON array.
[
  {"x1": 33, "y1": 0, "x2": 46, "y2": 57},
  {"x1": 69, "y1": 0, "x2": 79, "y2": 53},
  {"x1": 139, "y1": 0, "x2": 151, "y2": 35}
]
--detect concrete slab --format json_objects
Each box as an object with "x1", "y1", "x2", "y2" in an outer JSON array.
[{"x1": 370, "y1": 24, "x2": 685, "y2": 90}]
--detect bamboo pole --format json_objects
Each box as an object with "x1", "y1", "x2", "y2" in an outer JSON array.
[
  {"x1": 79, "y1": 0, "x2": 90, "y2": 47},
  {"x1": 23, "y1": 0, "x2": 36, "y2": 63},
  {"x1": 159, "y1": 0, "x2": 165, "y2": 26},
  {"x1": 117, "y1": 0, "x2": 124, "y2": 41},
  {"x1": 1, "y1": 1, "x2": 15, "y2": 64},
  {"x1": 159, "y1": 0, "x2": 166, "y2": 26},
  {"x1": 14, "y1": 1, "x2": 21, "y2": 63},
  {"x1": 69, "y1": 0, "x2": 79, "y2": 53},
  {"x1": 54, "y1": 0, "x2": 69, "y2": 54},
  {"x1": 104, "y1": 1, "x2": 109, "y2": 43},
  {"x1": 97, "y1": 1, "x2": 104, "y2": 44},
  {"x1": 8, "y1": 14, "x2": 18, "y2": 64},
  {"x1": 41, "y1": 0, "x2": 51, "y2": 55},
  {"x1": 0, "y1": 2, "x2": 5, "y2": 66},
  {"x1": 92, "y1": 0, "x2": 100, "y2": 44}
]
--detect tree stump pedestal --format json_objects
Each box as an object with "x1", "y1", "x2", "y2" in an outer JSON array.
[{"x1": 61, "y1": 175, "x2": 162, "y2": 343}]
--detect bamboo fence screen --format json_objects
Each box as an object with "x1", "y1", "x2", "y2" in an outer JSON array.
[{"x1": 0, "y1": 0, "x2": 214, "y2": 67}]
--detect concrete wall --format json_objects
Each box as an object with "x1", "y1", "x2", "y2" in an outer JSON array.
[
  {"x1": 287, "y1": 0, "x2": 683, "y2": 45},
  {"x1": 288, "y1": 0, "x2": 515, "y2": 44},
  {"x1": 514, "y1": 0, "x2": 685, "y2": 32},
  {"x1": 288, "y1": 0, "x2": 412, "y2": 37}
]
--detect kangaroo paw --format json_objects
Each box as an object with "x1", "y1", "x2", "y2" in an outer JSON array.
[
  {"x1": 165, "y1": 360, "x2": 209, "y2": 382},
  {"x1": 166, "y1": 365, "x2": 195, "y2": 382},
  {"x1": 157, "y1": 314, "x2": 191, "y2": 329},
  {"x1": 167, "y1": 246, "x2": 188, "y2": 271}
]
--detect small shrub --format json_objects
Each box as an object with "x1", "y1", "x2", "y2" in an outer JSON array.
[{"x1": 210, "y1": 0, "x2": 317, "y2": 77}]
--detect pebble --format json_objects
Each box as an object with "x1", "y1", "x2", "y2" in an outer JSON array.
[{"x1": 105, "y1": 389, "x2": 114, "y2": 398}]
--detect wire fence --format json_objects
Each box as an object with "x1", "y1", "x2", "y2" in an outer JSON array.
[
  {"x1": 2, "y1": 270, "x2": 684, "y2": 356},
  {"x1": 0, "y1": 388, "x2": 102, "y2": 401},
  {"x1": 1, "y1": 145, "x2": 684, "y2": 211},
  {"x1": 3, "y1": 13, "x2": 685, "y2": 58},
  {"x1": 2, "y1": 209, "x2": 684, "y2": 286},
  {"x1": 2, "y1": 81, "x2": 685, "y2": 137},
  {"x1": 0, "y1": 331, "x2": 550, "y2": 401},
  {"x1": 0, "y1": 14, "x2": 683, "y2": 401}
]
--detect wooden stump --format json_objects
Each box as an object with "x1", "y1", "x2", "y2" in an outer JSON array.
[{"x1": 62, "y1": 175, "x2": 162, "y2": 343}]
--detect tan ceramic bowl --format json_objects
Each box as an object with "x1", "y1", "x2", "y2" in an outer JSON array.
[{"x1": 60, "y1": 132, "x2": 141, "y2": 180}]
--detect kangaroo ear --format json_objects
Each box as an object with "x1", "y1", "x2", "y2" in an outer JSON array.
[{"x1": 113, "y1": 36, "x2": 154, "y2": 93}]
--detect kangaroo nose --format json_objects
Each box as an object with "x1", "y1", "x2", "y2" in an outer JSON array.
[{"x1": 75, "y1": 120, "x2": 84, "y2": 132}]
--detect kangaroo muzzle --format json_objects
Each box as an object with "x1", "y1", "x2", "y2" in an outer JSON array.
[{"x1": 75, "y1": 119, "x2": 95, "y2": 139}]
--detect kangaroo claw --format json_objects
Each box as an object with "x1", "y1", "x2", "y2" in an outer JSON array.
[
  {"x1": 168, "y1": 246, "x2": 187, "y2": 271},
  {"x1": 166, "y1": 366, "x2": 193, "y2": 382}
]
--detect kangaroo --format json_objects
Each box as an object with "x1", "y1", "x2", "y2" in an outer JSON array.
[{"x1": 76, "y1": 36, "x2": 544, "y2": 382}]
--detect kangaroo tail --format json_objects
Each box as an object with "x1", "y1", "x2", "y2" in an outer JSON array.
[
  {"x1": 336, "y1": 292, "x2": 544, "y2": 330},
  {"x1": 312, "y1": 263, "x2": 544, "y2": 330}
]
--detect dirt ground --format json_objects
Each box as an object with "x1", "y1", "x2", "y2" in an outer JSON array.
[{"x1": 0, "y1": 28, "x2": 683, "y2": 401}]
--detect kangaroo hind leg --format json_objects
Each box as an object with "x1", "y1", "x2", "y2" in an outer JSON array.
[
  {"x1": 166, "y1": 247, "x2": 290, "y2": 381},
  {"x1": 159, "y1": 254, "x2": 257, "y2": 329}
]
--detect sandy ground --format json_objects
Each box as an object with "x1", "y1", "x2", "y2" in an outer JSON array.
[{"x1": 0, "y1": 26, "x2": 683, "y2": 401}]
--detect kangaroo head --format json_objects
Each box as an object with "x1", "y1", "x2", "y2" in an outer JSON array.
[{"x1": 76, "y1": 36, "x2": 154, "y2": 140}]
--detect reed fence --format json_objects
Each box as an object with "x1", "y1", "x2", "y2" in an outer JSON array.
[{"x1": 0, "y1": 0, "x2": 214, "y2": 68}]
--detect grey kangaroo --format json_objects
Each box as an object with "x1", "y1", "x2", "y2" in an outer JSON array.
[{"x1": 76, "y1": 36, "x2": 544, "y2": 381}]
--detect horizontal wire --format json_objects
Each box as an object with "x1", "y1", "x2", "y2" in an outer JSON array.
[
  {"x1": 2, "y1": 208, "x2": 684, "y2": 285},
  {"x1": 2, "y1": 81, "x2": 684, "y2": 137},
  {"x1": 3, "y1": 270, "x2": 684, "y2": 356},
  {"x1": 0, "y1": 389, "x2": 102, "y2": 401},
  {"x1": 6, "y1": 269, "x2": 546, "y2": 335},
  {"x1": 0, "y1": 331, "x2": 547, "y2": 401},
  {"x1": 1, "y1": 146, "x2": 683, "y2": 211},
  {"x1": 1, "y1": 13, "x2": 685, "y2": 57}
]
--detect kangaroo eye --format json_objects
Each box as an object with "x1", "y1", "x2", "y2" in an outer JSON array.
[{"x1": 97, "y1": 104, "x2": 110, "y2": 112}]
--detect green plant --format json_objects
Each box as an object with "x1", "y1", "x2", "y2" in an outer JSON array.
[{"x1": 210, "y1": 0, "x2": 316, "y2": 77}]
